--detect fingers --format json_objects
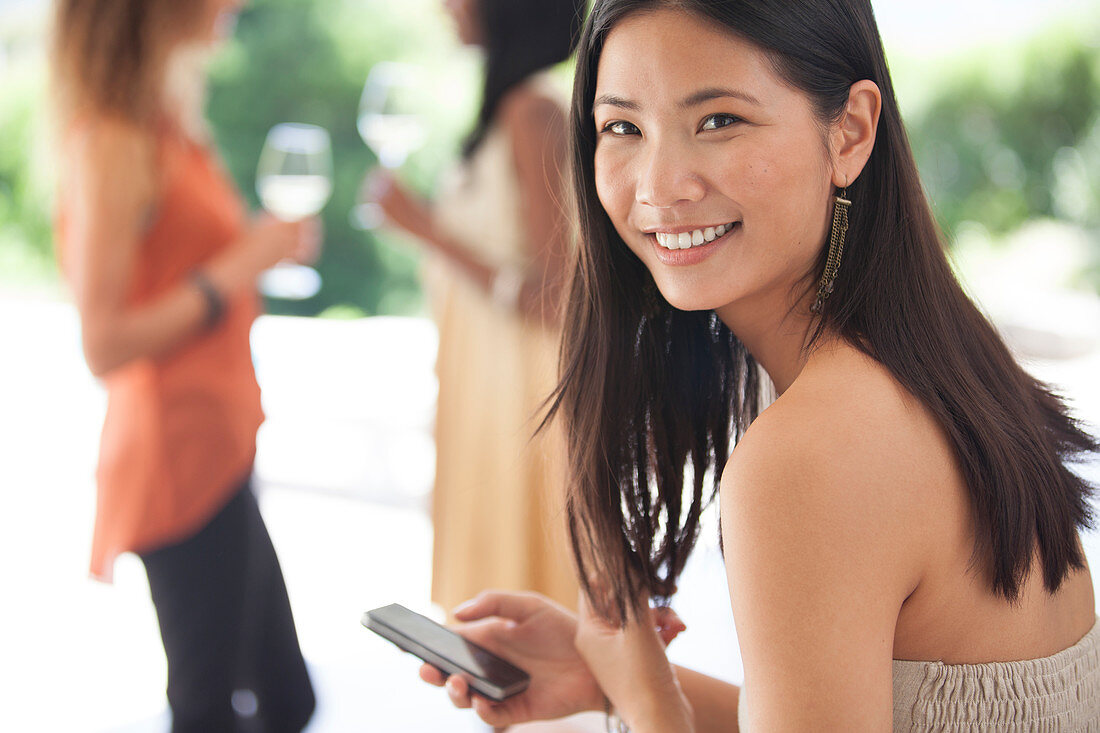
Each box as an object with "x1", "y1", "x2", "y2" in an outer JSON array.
[
  {"x1": 651, "y1": 606, "x2": 687, "y2": 646},
  {"x1": 244, "y1": 215, "x2": 293, "y2": 269},
  {"x1": 657, "y1": 620, "x2": 686, "y2": 646},
  {"x1": 452, "y1": 590, "x2": 546, "y2": 623},
  {"x1": 578, "y1": 590, "x2": 686, "y2": 648},
  {"x1": 253, "y1": 211, "x2": 280, "y2": 228},
  {"x1": 293, "y1": 217, "x2": 323, "y2": 264},
  {"x1": 362, "y1": 169, "x2": 397, "y2": 202},
  {"x1": 445, "y1": 675, "x2": 473, "y2": 709},
  {"x1": 651, "y1": 606, "x2": 685, "y2": 627},
  {"x1": 439, "y1": 674, "x2": 519, "y2": 727},
  {"x1": 450, "y1": 617, "x2": 518, "y2": 652},
  {"x1": 419, "y1": 663, "x2": 446, "y2": 687},
  {"x1": 472, "y1": 695, "x2": 518, "y2": 727}
]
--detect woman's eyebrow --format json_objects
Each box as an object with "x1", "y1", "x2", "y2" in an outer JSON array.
[
  {"x1": 679, "y1": 86, "x2": 762, "y2": 108},
  {"x1": 593, "y1": 93, "x2": 640, "y2": 111},
  {"x1": 593, "y1": 87, "x2": 762, "y2": 112}
]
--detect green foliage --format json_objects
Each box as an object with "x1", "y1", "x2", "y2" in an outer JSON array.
[
  {"x1": 1, "y1": 3, "x2": 1098, "y2": 299},
  {"x1": 206, "y1": 0, "x2": 477, "y2": 317},
  {"x1": 0, "y1": 0, "x2": 479, "y2": 310},
  {"x1": 0, "y1": 61, "x2": 53, "y2": 286},
  {"x1": 906, "y1": 23, "x2": 1100, "y2": 239}
]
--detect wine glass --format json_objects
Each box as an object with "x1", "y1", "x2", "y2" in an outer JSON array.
[
  {"x1": 256, "y1": 123, "x2": 332, "y2": 300},
  {"x1": 352, "y1": 62, "x2": 428, "y2": 229}
]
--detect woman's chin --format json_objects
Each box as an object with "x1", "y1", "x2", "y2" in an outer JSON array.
[{"x1": 655, "y1": 287, "x2": 729, "y2": 314}]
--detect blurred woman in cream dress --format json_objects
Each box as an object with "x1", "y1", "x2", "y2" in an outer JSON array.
[{"x1": 369, "y1": 0, "x2": 585, "y2": 612}]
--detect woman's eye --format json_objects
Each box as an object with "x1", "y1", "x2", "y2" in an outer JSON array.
[
  {"x1": 700, "y1": 114, "x2": 742, "y2": 132},
  {"x1": 601, "y1": 120, "x2": 640, "y2": 136}
]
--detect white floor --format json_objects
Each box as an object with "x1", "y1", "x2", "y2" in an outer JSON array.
[
  {"x1": 2, "y1": 293, "x2": 1098, "y2": 732},
  {"x1": 0, "y1": 297, "x2": 740, "y2": 732}
]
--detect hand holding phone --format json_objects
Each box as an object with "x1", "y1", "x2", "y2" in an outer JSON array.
[
  {"x1": 362, "y1": 603, "x2": 531, "y2": 702},
  {"x1": 370, "y1": 593, "x2": 624, "y2": 727}
]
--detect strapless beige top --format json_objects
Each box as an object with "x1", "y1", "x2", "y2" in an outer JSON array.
[{"x1": 892, "y1": 617, "x2": 1100, "y2": 731}]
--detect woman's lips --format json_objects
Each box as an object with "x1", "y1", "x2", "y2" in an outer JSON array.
[
  {"x1": 648, "y1": 222, "x2": 741, "y2": 265},
  {"x1": 653, "y1": 221, "x2": 738, "y2": 250}
]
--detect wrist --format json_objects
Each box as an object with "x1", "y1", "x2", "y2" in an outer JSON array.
[
  {"x1": 625, "y1": 698, "x2": 693, "y2": 733},
  {"x1": 189, "y1": 270, "x2": 225, "y2": 329},
  {"x1": 422, "y1": 221, "x2": 454, "y2": 256},
  {"x1": 205, "y1": 238, "x2": 263, "y2": 296},
  {"x1": 584, "y1": 684, "x2": 610, "y2": 715},
  {"x1": 605, "y1": 696, "x2": 633, "y2": 733},
  {"x1": 613, "y1": 678, "x2": 694, "y2": 733}
]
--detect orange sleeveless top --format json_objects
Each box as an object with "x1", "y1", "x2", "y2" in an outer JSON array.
[{"x1": 57, "y1": 128, "x2": 265, "y2": 582}]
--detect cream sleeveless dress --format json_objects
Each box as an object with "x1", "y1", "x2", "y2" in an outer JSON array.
[
  {"x1": 426, "y1": 85, "x2": 576, "y2": 614},
  {"x1": 892, "y1": 617, "x2": 1100, "y2": 730}
]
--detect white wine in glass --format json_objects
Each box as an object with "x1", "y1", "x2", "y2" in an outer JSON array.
[
  {"x1": 256, "y1": 123, "x2": 332, "y2": 300},
  {"x1": 353, "y1": 62, "x2": 428, "y2": 229},
  {"x1": 258, "y1": 174, "x2": 332, "y2": 222}
]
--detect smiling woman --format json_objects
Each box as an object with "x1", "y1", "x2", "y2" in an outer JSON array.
[
  {"x1": 417, "y1": 1, "x2": 1100, "y2": 731},
  {"x1": 590, "y1": 23, "x2": 855, "y2": 318}
]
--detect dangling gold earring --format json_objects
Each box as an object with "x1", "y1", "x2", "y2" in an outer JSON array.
[{"x1": 811, "y1": 183, "x2": 852, "y2": 314}]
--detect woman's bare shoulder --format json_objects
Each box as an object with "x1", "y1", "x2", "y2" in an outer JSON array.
[
  {"x1": 66, "y1": 113, "x2": 152, "y2": 158},
  {"x1": 498, "y1": 84, "x2": 565, "y2": 133},
  {"x1": 755, "y1": 343, "x2": 946, "y2": 470},
  {"x1": 719, "y1": 346, "x2": 933, "y2": 727},
  {"x1": 721, "y1": 343, "x2": 956, "y2": 591},
  {"x1": 64, "y1": 114, "x2": 157, "y2": 194},
  {"x1": 734, "y1": 345, "x2": 925, "y2": 459}
]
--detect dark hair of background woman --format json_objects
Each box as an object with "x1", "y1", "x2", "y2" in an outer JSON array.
[
  {"x1": 462, "y1": 0, "x2": 587, "y2": 157},
  {"x1": 549, "y1": 0, "x2": 1098, "y2": 623}
]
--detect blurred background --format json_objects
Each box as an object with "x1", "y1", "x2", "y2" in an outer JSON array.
[{"x1": 1, "y1": 0, "x2": 1099, "y2": 731}]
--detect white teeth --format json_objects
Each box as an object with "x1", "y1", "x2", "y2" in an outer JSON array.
[{"x1": 653, "y1": 222, "x2": 737, "y2": 250}]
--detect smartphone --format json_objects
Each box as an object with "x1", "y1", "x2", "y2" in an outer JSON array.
[{"x1": 362, "y1": 603, "x2": 530, "y2": 702}]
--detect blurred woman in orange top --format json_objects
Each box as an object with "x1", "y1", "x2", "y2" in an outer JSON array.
[{"x1": 50, "y1": 1, "x2": 315, "y2": 731}]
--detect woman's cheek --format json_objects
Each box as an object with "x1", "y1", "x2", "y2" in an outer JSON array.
[{"x1": 594, "y1": 152, "x2": 634, "y2": 227}]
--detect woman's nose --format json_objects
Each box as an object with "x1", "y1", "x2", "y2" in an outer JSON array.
[{"x1": 634, "y1": 137, "x2": 706, "y2": 209}]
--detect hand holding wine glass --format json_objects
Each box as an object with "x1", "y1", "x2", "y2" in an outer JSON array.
[
  {"x1": 242, "y1": 214, "x2": 321, "y2": 271},
  {"x1": 353, "y1": 62, "x2": 428, "y2": 229},
  {"x1": 360, "y1": 168, "x2": 434, "y2": 242},
  {"x1": 255, "y1": 122, "x2": 332, "y2": 299}
]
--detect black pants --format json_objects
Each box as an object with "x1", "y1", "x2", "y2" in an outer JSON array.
[{"x1": 140, "y1": 479, "x2": 315, "y2": 733}]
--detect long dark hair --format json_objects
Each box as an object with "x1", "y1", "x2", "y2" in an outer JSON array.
[
  {"x1": 462, "y1": 0, "x2": 586, "y2": 157},
  {"x1": 551, "y1": 0, "x2": 1098, "y2": 623}
]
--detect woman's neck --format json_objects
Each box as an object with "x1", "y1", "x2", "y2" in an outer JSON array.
[
  {"x1": 715, "y1": 291, "x2": 825, "y2": 395},
  {"x1": 162, "y1": 45, "x2": 211, "y2": 143}
]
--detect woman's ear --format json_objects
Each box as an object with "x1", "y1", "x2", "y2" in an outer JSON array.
[{"x1": 831, "y1": 79, "x2": 881, "y2": 188}]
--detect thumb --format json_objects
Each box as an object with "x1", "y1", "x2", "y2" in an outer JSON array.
[{"x1": 453, "y1": 590, "x2": 544, "y2": 624}]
